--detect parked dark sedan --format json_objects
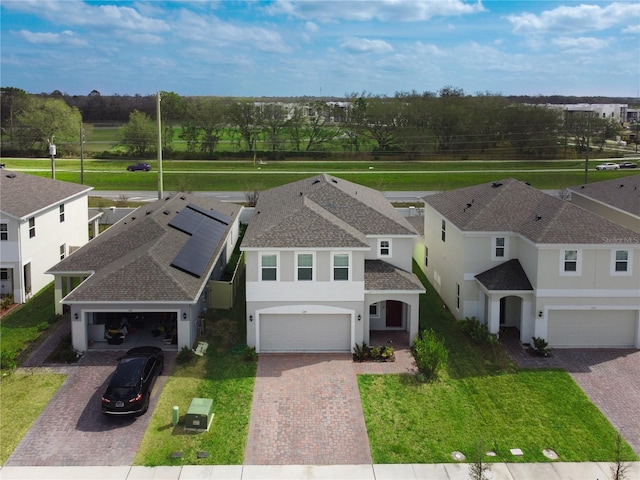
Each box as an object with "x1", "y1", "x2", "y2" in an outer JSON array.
[
  {"x1": 618, "y1": 161, "x2": 637, "y2": 169},
  {"x1": 126, "y1": 163, "x2": 151, "y2": 171},
  {"x1": 101, "y1": 346, "x2": 164, "y2": 416}
]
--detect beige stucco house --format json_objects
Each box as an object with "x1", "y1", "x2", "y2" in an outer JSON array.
[
  {"x1": 241, "y1": 174, "x2": 425, "y2": 353},
  {"x1": 419, "y1": 178, "x2": 640, "y2": 348}
]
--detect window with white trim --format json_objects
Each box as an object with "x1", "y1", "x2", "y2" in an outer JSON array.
[
  {"x1": 560, "y1": 249, "x2": 582, "y2": 275},
  {"x1": 493, "y1": 237, "x2": 505, "y2": 259},
  {"x1": 28, "y1": 217, "x2": 36, "y2": 238},
  {"x1": 425, "y1": 246, "x2": 428, "y2": 267},
  {"x1": 296, "y1": 253, "x2": 314, "y2": 281},
  {"x1": 378, "y1": 239, "x2": 391, "y2": 257},
  {"x1": 0, "y1": 223, "x2": 7, "y2": 241},
  {"x1": 59, "y1": 204, "x2": 65, "y2": 222},
  {"x1": 441, "y1": 219, "x2": 446, "y2": 242},
  {"x1": 456, "y1": 283, "x2": 460, "y2": 310},
  {"x1": 369, "y1": 303, "x2": 379, "y2": 317},
  {"x1": 260, "y1": 253, "x2": 278, "y2": 281},
  {"x1": 611, "y1": 249, "x2": 631, "y2": 275},
  {"x1": 333, "y1": 253, "x2": 350, "y2": 281},
  {"x1": 60, "y1": 244, "x2": 66, "y2": 260}
]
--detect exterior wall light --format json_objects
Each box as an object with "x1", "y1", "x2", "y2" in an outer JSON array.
[
  {"x1": 357, "y1": 315, "x2": 361, "y2": 321},
  {"x1": 249, "y1": 315, "x2": 253, "y2": 322},
  {"x1": 182, "y1": 312, "x2": 187, "y2": 320}
]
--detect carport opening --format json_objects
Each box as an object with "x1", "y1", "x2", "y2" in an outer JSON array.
[{"x1": 89, "y1": 312, "x2": 178, "y2": 350}]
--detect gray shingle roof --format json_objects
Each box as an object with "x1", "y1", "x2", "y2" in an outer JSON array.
[
  {"x1": 475, "y1": 259, "x2": 533, "y2": 291},
  {"x1": 424, "y1": 178, "x2": 640, "y2": 244},
  {"x1": 568, "y1": 174, "x2": 640, "y2": 217},
  {"x1": 0, "y1": 170, "x2": 92, "y2": 219},
  {"x1": 364, "y1": 260, "x2": 426, "y2": 292},
  {"x1": 47, "y1": 193, "x2": 239, "y2": 303},
  {"x1": 242, "y1": 174, "x2": 418, "y2": 249}
]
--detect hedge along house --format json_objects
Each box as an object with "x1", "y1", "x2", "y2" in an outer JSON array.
[
  {"x1": 47, "y1": 193, "x2": 241, "y2": 352},
  {"x1": 241, "y1": 174, "x2": 425, "y2": 353}
]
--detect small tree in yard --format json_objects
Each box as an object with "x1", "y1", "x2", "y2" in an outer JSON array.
[
  {"x1": 468, "y1": 439, "x2": 492, "y2": 480},
  {"x1": 412, "y1": 329, "x2": 448, "y2": 382},
  {"x1": 610, "y1": 431, "x2": 631, "y2": 480}
]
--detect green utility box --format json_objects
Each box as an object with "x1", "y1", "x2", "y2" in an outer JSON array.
[{"x1": 184, "y1": 398, "x2": 214, "y2": 432}]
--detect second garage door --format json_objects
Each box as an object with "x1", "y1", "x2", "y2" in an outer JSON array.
[
  {"x1": 547, "y1": 310, "x2": 637, "y2": 348},
  {"x1": 259, "y1": 313, "x2": 351, "y2": 352}
]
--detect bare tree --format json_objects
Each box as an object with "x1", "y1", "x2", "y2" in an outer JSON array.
[{"x1": 610, "y1": 431, "x2": 631, "y2": 480}]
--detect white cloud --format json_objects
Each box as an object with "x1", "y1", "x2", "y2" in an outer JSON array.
[
  {"x1": 552, "y1": 36, "x2": 609, "y2": 51},
  {"x1": 266, "y1": 0, "x2": 485, "y2": 22},
  {"x1": 173, "y1": 9, "x2": 291, "y2": 54},
  {"x1": 507, "y1": 2, "x2": 640, "y2": 34},
  {"x1": 341, "y1": 37, "x2": 394, "y2": 53},
  {"x1": 13, "y1": 29, "x2": 87, "y2": 46},
  {"x1": 305, "y1": 21, "x2": 319, "y2": 33}
]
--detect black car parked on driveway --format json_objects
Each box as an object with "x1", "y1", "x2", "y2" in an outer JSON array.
[{"x1": 101, "y1": 346, "x2": 164, "y2": 416}]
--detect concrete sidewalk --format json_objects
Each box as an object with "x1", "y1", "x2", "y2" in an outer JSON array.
[{"x1": 1, "y1": 462, "x2": 638, "y2": 480}]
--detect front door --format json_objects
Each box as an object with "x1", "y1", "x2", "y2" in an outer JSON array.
[{"x1": 385, "y1": 300, "x2": 403, "y2": 328}]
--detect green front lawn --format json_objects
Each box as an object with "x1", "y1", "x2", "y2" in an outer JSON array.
[
  {"x1": 134, "y1": 281, "x2": 255, "y2": 466},
  {"x1": 358, "y1": 265, "x2": 638, "y2": 463}
]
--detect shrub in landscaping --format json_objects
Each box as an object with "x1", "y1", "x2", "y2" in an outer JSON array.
[
  {"x1": 176, "y1": 346, "x2": 194, "y2": 365},
  {"x1": 0, "y1": 350, "x2": 17, "y2": 371},
  {"x1": 353, "y1": 342, "x2": 395, "y2": 362},
  {"x1": 412, "y1": 329, "x2": 449, "y2": 381},
  {"x1": 459, "y1": 316, "x2": 497, "y2": 345},
  {"x1": 532, "y1": 337, "x2": 551, "y2": 357},
  {"x1": 243, "y1": 346, "x2": 257, "y2": 362},
  {"x1": 353, "y1": 342, "x2": 370, "y2": 361}
]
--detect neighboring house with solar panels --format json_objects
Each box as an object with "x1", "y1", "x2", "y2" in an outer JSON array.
[
  {"x1": 0, "y1": 170, "x2": 94, "y2": 304},
  {"x1": 47, "y1": 193, "x2": 241, "y2": 352},
  {"x1": 419, "y1": 178, "x2": 640, "y2": 348},
  {"x1": 241, "y1": 174, "x2": 425, "y2": 353}
]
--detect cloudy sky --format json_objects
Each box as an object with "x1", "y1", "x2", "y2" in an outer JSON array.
[{"x1": 1, "y1": 0, "x2": 639, "y2": 98}]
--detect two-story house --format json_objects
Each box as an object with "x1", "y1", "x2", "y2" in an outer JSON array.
[
  {"x1": 420, "y1": 178, "x2": 640, "y2": 348},
  {"x1": 0, "y1": 170, "x2": 93, "y2": 304},
  {"x1": 241, "y1": 174, "x2": 425, "y2": 353}
]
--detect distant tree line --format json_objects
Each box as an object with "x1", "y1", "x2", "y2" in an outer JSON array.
[{"x1": 1, "y1": 86, "x2": 632, "y2": 160}]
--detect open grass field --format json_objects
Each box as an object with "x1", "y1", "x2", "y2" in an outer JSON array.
[{"x1": 3, "y1": 157, "x2": 638, "y2": 192}]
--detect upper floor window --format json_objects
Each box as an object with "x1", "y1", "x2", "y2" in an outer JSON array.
[
  {"x1": 378, "y1": 239, "x2": 391, "y2": 257},
  {"x1": 441, "y1": 219, "x2": 446, "y2": 242},
  {"x1": 612, "y1": 250, "x2": 631, "y2": 275},
  {"x1": 333, "y1": 253, "x2": 350, "y2": 281},
  {"x1": 494, "y1": 237, "x2": 505, "y2": 259},
  {"x1": 369, "y1": 303, "x2": 379, "y2": 317},
  {"x1": 425, "y1": 246, "x2": 429, "y2": 268},
  {"x1": 0, "y1": 223, "x2": 7, "y2": 241},
  {"x1": 60, "y1": 244, "x2": 66, "y2": 260},
  {"x1": 59, "y1": 204, "x2": 65, "y2": 222},
  {"x1": 456, "y1": 283, "x2": 460, "y2": 310},
  {"x1": 561, "y1": 249, "x2": 581, "y2": 275},
  {"x1": 260, "y1": 253, "x2": 277, "y2": 281},
  {"x1": 28, "y1": 217, "x2": 36, "y2": 238},
  {"x1": 297, "y1": 253, "x2": 314, "y2": 281}
]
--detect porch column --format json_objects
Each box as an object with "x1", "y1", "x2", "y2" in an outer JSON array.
[
  {"x1": 53, "y1": 276, "x2": 64, "y2": 315},
  {"x1": 409, "y1": 298, "x2": 419, "y2": 344},
  {"x1": 487, "y1": 296, "x2": 501, "y2": 335}
]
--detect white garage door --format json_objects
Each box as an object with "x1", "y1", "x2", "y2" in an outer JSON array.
[
  {"x1": 260, "y1": 314, "x2": 351, "y2": 352},
  {"x1": 547, "y1": 310, "x2": 637, "y2": 348}
]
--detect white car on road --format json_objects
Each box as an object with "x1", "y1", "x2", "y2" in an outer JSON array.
[{"x1": 595, "y1": 162, "x2": 620, "y2": 171}]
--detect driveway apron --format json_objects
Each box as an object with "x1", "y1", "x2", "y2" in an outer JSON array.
[
  {"x1": 244, "y1": 353, "x2": 373, "y2": 465},
  {"x1": 6, "y1": 350, "x2": 175, "y2": 466}
]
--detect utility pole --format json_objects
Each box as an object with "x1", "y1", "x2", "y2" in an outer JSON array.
[
  {"x1": 80, "y1": 122, "x2": 85, "y2": 184},
  {"x1": 157, "y1": 91, "x2": 163, "y2": 200},
  {"x1": 584, "y1": 111, "x2": 591, "y2": 184},
  {"x1": 48, "y1": 137, "x2": 56, "y2": 179}
]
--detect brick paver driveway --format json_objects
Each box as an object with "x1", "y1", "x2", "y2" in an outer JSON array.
[
  {"x1": 6, "y1": 350, "x2": 174, "y2": 466},
  {"x1": 505, "y1": 336, "x2": 640, "y2": 456},
  {"x1": 245, "y1": 353, "x2": 373, "y2": 465},
  {"x1": 244, "y1": 337, "x2": 416, "y2": 466}
]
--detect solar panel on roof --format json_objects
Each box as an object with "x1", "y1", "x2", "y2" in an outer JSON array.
[
  {"x1": 186, "y1": 203, "x2": 231, "y2": 225},
  {"x1": 169, "y1": 203, "x2": 230, "y2": 278}
]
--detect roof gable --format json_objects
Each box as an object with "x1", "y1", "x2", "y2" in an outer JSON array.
[
  {"x1": 242, "y1": 174, "x2": 416, "y2": 249},
  {"x1": 0, "y1": 170, "x2": 92, "y2": 219},
  {"x1": 425, "y1": 178, "x2": 639, "y2": 244},
  {"x1": 568, "y1": 175, "x2": 640, "y2": 217}
]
